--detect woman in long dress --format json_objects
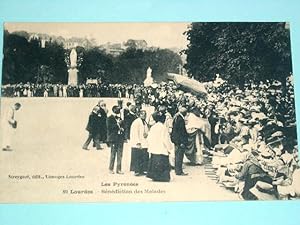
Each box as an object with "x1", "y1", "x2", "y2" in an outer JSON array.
[{"x1": 147, "y1": 114, "x2": 171, "y2": 182}]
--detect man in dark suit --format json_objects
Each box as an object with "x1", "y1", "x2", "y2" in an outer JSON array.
[
  {"x1": 96, "y1": 100, "x2": 108, "y2": 149},
  {"x1": 107, "y1": 105, "x2": 125, "y2": 174},
  {"x1": 82, "y1": 106, "x2": 102, "y2": 150},
  {"x1": 171, "y1": 106, "x2": 189, "y2": 176},
  {"x1": 123, "y1": 104, "x2": 137, "y2": 141}
]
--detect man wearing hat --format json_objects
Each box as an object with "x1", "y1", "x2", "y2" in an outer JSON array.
[
  {"x1": 235, "y1": 152, "x2": 272, "y2": 200},
  {"x1": 205, "y1": 102, "x2": 218, "y2": 147},
  {"x1": 107, "y1": 105, "x2": 125, "y2": 174},
  {"x1": 82, "y1": 106, "x2": 102, "y2": 150},
  {"x1": 96, "y1": 100, "x2": 108, "y2": 149}
]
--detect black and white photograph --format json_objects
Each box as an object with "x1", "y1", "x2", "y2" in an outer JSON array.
[{"x1": 0, "y1": 22, "x2": 299, "y2": 202}]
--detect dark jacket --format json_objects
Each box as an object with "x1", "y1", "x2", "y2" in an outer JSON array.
[
  {"x1": 171, "y1": 113, "x2": 188, "y2": 146},
  {"x1": 236, "y1": 159, "x2": 267, "y2": 181},
  {"x1": 106, "y1": 115, "x2": 125, "y2": 143},
  {"x1": 98, "y1": 107, "x2": 107, "y2": 141},
  {"x1": 86, "y1": 112, "x2": 102, "y2": 135},
  {"x1": 124, "y1": 112, "x2": 137, "y2": 140}
]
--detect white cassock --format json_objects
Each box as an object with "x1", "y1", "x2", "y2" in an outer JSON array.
[
  {"x1": 129, "y1": 118, "x2": 148, "y2": 149},
  {"x1": 1, "y1": 106, "x2": 16, "y2": 149}
]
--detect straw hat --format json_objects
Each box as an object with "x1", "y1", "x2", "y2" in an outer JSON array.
[
  {"x1": 271, "y1": 131, "x2": 284, "y2": 138},
  {"x1": 250, "y1": 181, "x2": 277, "y2": 200}
]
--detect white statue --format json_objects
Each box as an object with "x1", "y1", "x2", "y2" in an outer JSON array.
[
  {"x1": 144, "y1": 67, "x2": 154, "y2": 87},
  {"x1": 68, "y1": 48, "x2": 78, "y2": 85},
  {"x1": 147, "y1": 67, "x2": 152, "y2": 78},
  {"x1": 70, "y1": 48, "x2": 77, "y2": 68}
]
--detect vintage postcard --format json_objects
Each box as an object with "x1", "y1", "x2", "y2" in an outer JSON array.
[{"x1": 0, "y1": 22, "x2": 298, "y2": 202}]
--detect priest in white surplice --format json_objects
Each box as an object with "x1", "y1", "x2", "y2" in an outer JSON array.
[{"x1": 1, "y1": 103, "x2": 21, "y2": 151}]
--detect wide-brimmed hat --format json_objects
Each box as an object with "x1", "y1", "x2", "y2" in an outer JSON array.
[
  {"x1": 271, "y1": 131, "x2": 284, "y2": 138},
  {"x1": 250, "y1": 106, "x2": 261, "y2": 113},
  {"x1": 235, "y1": 93, "x2": 244, "y2": 99},
  {"x1": 261, "y1": 150, "x2": 272, "y2": 158},
  {"x1": 214, "y1": 144, "x2": 228, "y2": 152},
  {"x1": 248, "y1": 118, "x2": 257, "y2": 125},
  {"x1": 266, "y1": 136, "x2": 284, "y2": 146},
  {"x1": 253, "y1": 112, "x2": 268, "y2": 121},
  {"x1": 250, "y1": 181, "x2": 277, "y2": 200},
  {"x1": 239, "y1": 118, "x2": 249, "y2": 124},
  {"x1": 229, "y1": 106, "x2": 240, "y2": 112},
  {"x1": 242, "y1": 144, "x2": 253, "y2": 152},
  {"x1": 257, "y1": 143, "x2": 270, "y2": 153}
]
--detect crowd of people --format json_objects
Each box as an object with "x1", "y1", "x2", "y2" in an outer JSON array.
[
  {"x1": 80, "y1": 75, "x2": 300, "y2": 200},
  {"x1": 2, "y1": 75, "x2": 299, "y2": 200},
  {"x1": 1, "y1": 83, "x2": 135, "y2": 98}
]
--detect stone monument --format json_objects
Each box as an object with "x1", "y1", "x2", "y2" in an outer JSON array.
[
  {"x1": 143, "y1": 66, "x2": 154, "y2": 87},
  {"x1": 68, "y1": 48, "x2": 78, "y2": 85}
]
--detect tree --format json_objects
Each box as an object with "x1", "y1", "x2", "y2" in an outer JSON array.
[
  {"x1": 2, "y1": 30, "x2": 182, "y2": 85},
  {"x1": 35, "y1": 65, "x2": 54, "y2": 83},
  {"x1": 41, "y1": 41, "x2": 68, "y2": 83},
  {"x1": 111, "y1": 48, "x2": 182, "y2": 84},
  {"x1": 2, "y1": 30, "x2": 68, "y2": 84},
  {"x1": 78, "y1": 48, "x2": 113, "y2": 84},
  {"x1": 183, "y1": 22, "x2": 292, "y2": 86},
  {"x1": 124, "y1": 39, "x2": 147, "y2": 49},
  {"x1": 2, "y1": 31, "x2": 38, "y2": 84},
  {"x1": 151, "y1": 49, "x2": 182, "y2": 82}
]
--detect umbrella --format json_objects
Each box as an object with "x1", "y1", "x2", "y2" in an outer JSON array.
[{"x1": 167, "y1": 73, "x2": 207, "y2": 95}]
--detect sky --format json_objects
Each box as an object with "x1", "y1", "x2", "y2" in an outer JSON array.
[{"x1": 4, "y1": 22, "x2": 190, "y2": 49}]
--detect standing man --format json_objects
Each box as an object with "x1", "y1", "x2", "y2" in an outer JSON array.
[
  {"x1": 2, "y1": 103, "x2": 21, "y2": 151},
  {"x1": 82, "y1": 106, "x2": 102, "y2": 150},
  {"x1": 122, "y1": 102, "x2": 131, "y2": 120},
  {"x1": 53, "y1": 84, "x2": 58, "y2": 97},
  {"x1": 171, "y1": 106, "x2": 189, "y2": 176},
  {"x1": 96, "y1": 100, "x2": 108, "y2": 149},
  {"x1": 123, "y1": 104, "x2": 137, "y2": 141},
  {"x1": 107, "y1": 106, "x2": 125, "y2": 174}
]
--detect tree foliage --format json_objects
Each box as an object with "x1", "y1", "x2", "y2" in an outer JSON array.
[
  {"x1": 2, "y1": 30, "x2": 182, "y2": 85},
  {"x1": 2, "y1": 30, "x2": 68, "y2": 84},
  {"x1": 78, "y1": 47, "x2": 113, "y2": 83},
  {"x1": 111, "y1": 48, "x2": 182, "y2": 84},
  {"x1": 183, "y1": 22, "x2": 292, "y2": 85},
  {"x1": 41, "y1": 41, "x2": 68, "y2": 83}
]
